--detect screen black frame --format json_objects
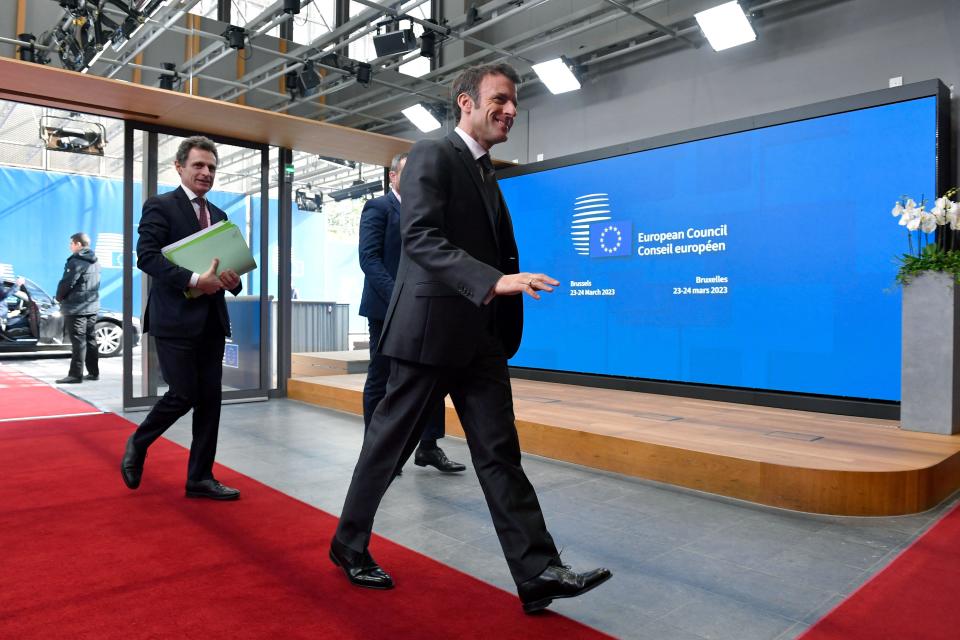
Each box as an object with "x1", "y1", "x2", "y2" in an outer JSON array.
[{"x1": 502, "y1": 79, "x2": 951, "y2": 419}]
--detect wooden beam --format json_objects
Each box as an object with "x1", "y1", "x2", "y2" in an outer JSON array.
[
  {"x1": 236, "y1": 51, "x2": 246, "y2": 106},
  {"x1": 0, "y1": 57, "x2": 411, "y2": 166},
  {"x1": 132, "y1": 53, "x2": 143, "y2": 85},
  {"x1": 186, "y1": 14, "x2": 200, "y2": 96},
  {"x1": 16, "y1": 0, "x2": 26, "y2": 36}
]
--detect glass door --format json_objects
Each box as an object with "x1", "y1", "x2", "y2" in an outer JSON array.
[{"x1": 122, "y1": 122, "x2": 272, "y2": 409}]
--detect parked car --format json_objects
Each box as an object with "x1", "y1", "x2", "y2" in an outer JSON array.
[{"x1": 1, "y1": 276, "x2": 140, "y2": 357}]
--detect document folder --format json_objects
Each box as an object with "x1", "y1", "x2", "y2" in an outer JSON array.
[{"x1": 161, "y1": 220, "x2": 257, "y2": 276}]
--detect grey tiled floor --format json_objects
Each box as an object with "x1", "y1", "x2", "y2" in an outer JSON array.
[{"x1": 7, "y1": 353, "x2": 958, "y2": 640}]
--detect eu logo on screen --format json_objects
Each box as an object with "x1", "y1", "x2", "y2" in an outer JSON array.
[{"x1": 589, "y1": 220, "x2": 632, "y2": 257}]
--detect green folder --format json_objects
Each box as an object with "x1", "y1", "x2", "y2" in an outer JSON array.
[{"x1": 161, "y1": 220, "x2": 257, "y2": 278}]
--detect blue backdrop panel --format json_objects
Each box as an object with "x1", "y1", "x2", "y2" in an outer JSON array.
[
  {"x1": 0, "y1": 166, "x2": 141, "y2": 313},
  {"x1": 0, "y1": 168, "x2": 268, "y2": 318},
  {"x1": 500, "y1": 96, "x2": 939, "y2": 402}
]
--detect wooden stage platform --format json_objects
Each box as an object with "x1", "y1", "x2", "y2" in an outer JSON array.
[{"x1": 288, "y1": 357, "x2": 960, "y2": 517}]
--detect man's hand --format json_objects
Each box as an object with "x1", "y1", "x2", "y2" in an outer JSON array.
[
  {"x1": 493, "y1": 272, "x2": 559, "y2": 301},
  {"x1": 219, "y1": 268, "x2": 240, "y2": 290},
  {"x1": 196, "y1": 258, "x2": 223, "y2": 295}
]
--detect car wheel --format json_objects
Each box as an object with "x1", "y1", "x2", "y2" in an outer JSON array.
[{"x1": 95, "y1": 321, "x2": 123, "y2": 357}]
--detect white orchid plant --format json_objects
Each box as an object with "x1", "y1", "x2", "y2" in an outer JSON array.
[{"x1": 891, "y1": 188, "x2": 960, "y2": 284}]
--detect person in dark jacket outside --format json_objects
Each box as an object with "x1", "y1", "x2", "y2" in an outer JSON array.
[{"x1": 55, "y1": 232, "x2": 101, "y2": 384}]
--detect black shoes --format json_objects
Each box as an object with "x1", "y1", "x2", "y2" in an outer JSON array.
[
  {"x1": 517, "y1": 564, "x2": 613, "y2": 614},
  {"x1": 414, "y1": 446, "x2": 466, "y2": 473},
  {"x1": 120, "y1": 435, "x2": 145, "y2": 490},
  {"x1": 329, "y1": 537, "x2": 394, "y2": 590},
  {"x1": 122, "y1": 437, "x2": 238, "y2": 500},
  {"x1": 185, "y1": 479, "x2": 241, "y2": 500},
  {"x1": 56, "y1": 372, "x2": 97, "y2": 383}
]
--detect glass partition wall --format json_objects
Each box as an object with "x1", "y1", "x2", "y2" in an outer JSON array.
[
  {"x1": 122, "y1": 122, "x2": 275, "y2": 409},
  {"x1": 287, "y1": 151, "x2": 386, "y2": 358}
]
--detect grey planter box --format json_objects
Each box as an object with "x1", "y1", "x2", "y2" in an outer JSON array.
[{"x1": 901, "y1": 270, "x2": 960, "y2": 435}]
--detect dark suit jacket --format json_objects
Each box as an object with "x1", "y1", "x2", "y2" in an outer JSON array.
[
  {"x1": 136, "y1": 186, "x2": 241, "y2": 338},
  {"x1": 380, "y1": 132, "x2": 522, "y2": 367},
  {"x1": 358, "y1": 190, "x2": 402, "y2": 321}
]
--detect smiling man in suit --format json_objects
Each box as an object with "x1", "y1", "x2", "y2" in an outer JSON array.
[
  {"x1": 331, "y1": 63, "x2": 612, "y2": 613},
  {"x1": 121, "y1": 135, "x2": 243, "y2": 501},
  {"x1": 358, "y1": 151, "x2": 465, "y2": 476}
]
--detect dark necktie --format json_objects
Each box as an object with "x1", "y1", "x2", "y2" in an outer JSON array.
[
  {"x1": 477, "y1": 154, "x2": 500, "y2": 222},
  {"x1": 477, "y1": 154, "x2": 496, "y2": 183},
  {"x1": 195, "y1": 197, "x2": 210, "y2": 228}
]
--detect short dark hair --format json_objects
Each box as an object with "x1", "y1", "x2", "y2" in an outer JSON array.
[
  {"x1": 451, "y1": 63, "x2": 520, "y2": 122},
  {"x1": 176, "y1": 135, "x2": 219, "y2": 166},
  {"x1": 389, "y1": 152, "x2": 408, "y2": 175},
  {"x1": 71, "y1": 232, "x2": 90, "y2": 247}
]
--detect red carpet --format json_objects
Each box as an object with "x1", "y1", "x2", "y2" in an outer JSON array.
[
  {"x1": 801, "y1": 501, "x2": 960, "y2": 640},
  {"x1": 0, "y1": 413, "x2": 612, "y2": 639},
  {"x1": 0, "y1": 364, "x2": 100, "y2": 420}
]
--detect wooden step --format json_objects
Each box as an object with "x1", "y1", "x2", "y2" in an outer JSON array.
[
  {"x1": 291, "y1": 350, "x2": 370, "y2": 377},
  {"x1": 288, "y1": 374, "x2": 960, "y2": 516}
]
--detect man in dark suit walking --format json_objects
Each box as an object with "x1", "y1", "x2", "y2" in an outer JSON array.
[
  {"x1": 121, "y1": 135, "x2": 243, "y2": 501},
  {"x1": 358, "y1": 151, "x2": 465, "y2": 475},
  {"x1": 331, "y1": 64, "x2": 611, "y2": 613}
]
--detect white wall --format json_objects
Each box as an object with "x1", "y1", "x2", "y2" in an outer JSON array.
[{"x1": 505, "y1": 0, "x2": 959, "y2": 184}]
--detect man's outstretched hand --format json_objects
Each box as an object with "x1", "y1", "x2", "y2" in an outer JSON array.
[{"x1": 493, "y1": 273, "x2": 560, "y2": 300}]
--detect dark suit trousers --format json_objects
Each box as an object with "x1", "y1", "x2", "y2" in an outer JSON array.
[
  {"x1": 337, "y1": 341, "x2": 560, "y2": 585},
  {"x1": 363, "y1": 318, "x2": 443, "y2": 443},
  {"x1": 132, "y1": 306, "x2": 226, "y2": 483},
  {"x1": 65, "y1": 314, "x2": 98, "y2": 378}
]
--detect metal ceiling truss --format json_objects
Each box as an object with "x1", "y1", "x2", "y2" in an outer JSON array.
[
  {"x1": 15, "y1": 0, "x2": 823, "y2": 153},
  {"x1": 334, "y1": 0, "x2": 810, "y2": 134},
  {"x1": 208, "y1": 1, "x2": 438, "y2": 103}
]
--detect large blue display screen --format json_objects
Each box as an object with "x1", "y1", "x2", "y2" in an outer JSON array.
[{"x1": 500, "y1": 96, "x2": 938, "y2": 401}]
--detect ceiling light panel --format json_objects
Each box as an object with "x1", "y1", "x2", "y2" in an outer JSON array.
[
  {"x1": 532, "y1": 58, "x2": 581, "y2": 95},
  {"x1": 695, "y1": 1, "x2": 757, "y2": 52}
]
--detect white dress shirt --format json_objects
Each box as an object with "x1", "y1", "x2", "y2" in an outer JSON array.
[
  {"x1": 454, "y1": 127, "x2": 487, "y2": 161},
  {"x1": 180, "y1": 183, "x2": 205, "y2": 288}
]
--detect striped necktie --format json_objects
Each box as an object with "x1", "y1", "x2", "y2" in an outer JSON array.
[{"x1": 195, "y1": 197, "x2": 210, "y2": 228}]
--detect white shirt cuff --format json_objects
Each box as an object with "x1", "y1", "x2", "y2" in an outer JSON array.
[{"x1": 189, "y1": 272, "x2": 200, "y2": 288}]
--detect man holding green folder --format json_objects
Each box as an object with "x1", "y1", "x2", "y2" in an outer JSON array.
[{"x1": 121, "y1": 135, "x2": 244, "y2": 501}]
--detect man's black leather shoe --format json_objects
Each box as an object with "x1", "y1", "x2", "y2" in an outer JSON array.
[
  {"x1": 56, "y1": 376, "x2": 82, "y2": 384},
  {"x1": 329, "y1": 537, "x2": 394, "y2": 590},
  {"x1": 414, "y1": 446, "x2": 466, "y2": 473},
  {"x1": 120, "y1": 435, "x2": 144, "y2": 490},
  {"x1": 83, "y1": 374, "x2": 99, "y2": 381},
  {"x1": 518, "y1": 564, "x2": 612, "y2": 614},
  {"x1": 185, "y1": 479, "x2": 240, "y2": 500}
]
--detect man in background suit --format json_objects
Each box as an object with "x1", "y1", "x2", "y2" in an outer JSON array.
[
  {"x1": 331, "y1": 64, "x2": 611, "y2": 613},
  {"x1": 121, "y1": 135, "x2": 243, "y2": 500},
  {"x1": 358, "y1": 152, "x2": 466, "y2": 475}
]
